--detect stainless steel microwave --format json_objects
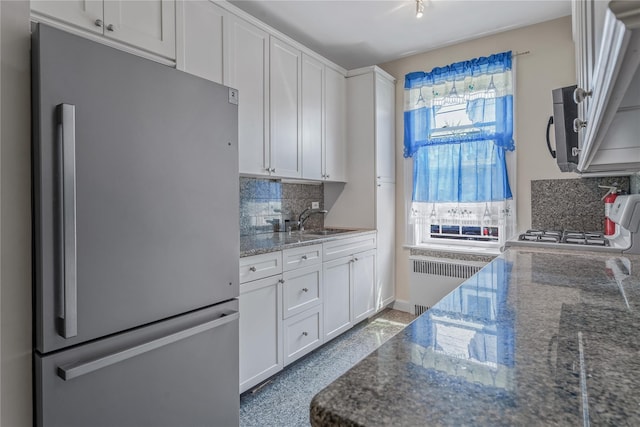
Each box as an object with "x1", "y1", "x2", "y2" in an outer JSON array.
[{"x1": 548, "y1": 85, "x2": 579, "y2": 172}]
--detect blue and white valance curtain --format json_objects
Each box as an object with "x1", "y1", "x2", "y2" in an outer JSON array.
[{"x1": 404, "y1": 51, "x2": 514, "y2": 202}]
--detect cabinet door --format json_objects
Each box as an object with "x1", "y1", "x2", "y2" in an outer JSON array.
[
  {"x1": 376, "y1": 183, "x2": 395, "y2": 310},
  {"x1": 375, "y1": 73, "x2": 395, "y2": 183},
  {"x1": 225, "y1": 15, "x2": 270, "y2": 176},
  {"x1": 270, "y1": 37, "x2": 302, "y2": 178},
  {"x1": 351, "y1": 249, "x2": 376, "y2": 324},
  {"x1": 31, "y1": 0, "x2": 103, "y2": 34},
  {"x1": 572, "y1": 0, "x2": 595, "y2": 131},
  {"x1": 325, "y1": 66, "x2": 347, "y2": 182},
  {"x1": 180, "y1": 0, "x2": 224, "y2": 84},
  {"x1": 323, "y1": 257, "x2": 352, "y2": 341},
  {"x1": 103, "y1": 0, "x2": 176, "y2": 59},
  {"x1": 239, "y1": 276, "x2": 283, "y2": 393},
  {"x1": 301, "y1": 54, "x2": 324, "y2": 180}
]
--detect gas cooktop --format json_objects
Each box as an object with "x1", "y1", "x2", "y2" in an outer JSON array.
[{"x1": 518, "y1": 229, "x2": 610, "y2": 247}]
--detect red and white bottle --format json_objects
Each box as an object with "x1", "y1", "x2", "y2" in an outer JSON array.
[{"x1": 600, "y1": 184, "x2": 619, "y2": 236}]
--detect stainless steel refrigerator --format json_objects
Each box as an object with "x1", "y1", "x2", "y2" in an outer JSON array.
[{"x1": 32, "y1": 24, "x2": 240, "y2": 427}]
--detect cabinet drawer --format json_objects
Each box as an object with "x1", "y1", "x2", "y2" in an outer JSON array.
[
  {"x1": 282, "y1": 244, "x2": 322, "y2": 271},
  {"x1": 283, "y1": 306, "x2": 323, "y2": 365},
  {"x1": 282, "y1": 265, "x2": 322, "y2": 319},
  {"x1": 323, "y1": 233, "x2": 376, "y2": 262},
  {"x1": 239, "y1": 252, "x2": 283, "y2": 283}
]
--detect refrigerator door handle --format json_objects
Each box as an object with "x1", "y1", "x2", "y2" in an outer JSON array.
[
  {"x1": 57, "y1": 310, "x2": 239, "y2": 381},
  {"x1": 57, "y1": 103, "x2": 78, "y2": 339}
]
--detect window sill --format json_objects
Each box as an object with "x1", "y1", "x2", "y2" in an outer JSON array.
[{"x1": 403, "y1": 242, "x2": 503, "y2": 256}]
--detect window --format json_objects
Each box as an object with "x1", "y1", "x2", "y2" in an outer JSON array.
[{"x1": 404, "y1": 52, "x2": 516, "y2": 247}]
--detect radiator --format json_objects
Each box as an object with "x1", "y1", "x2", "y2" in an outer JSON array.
[{"x1": 410, "y1": 256, "x2": 487, "y2": 315}]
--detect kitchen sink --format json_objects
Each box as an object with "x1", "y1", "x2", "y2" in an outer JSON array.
[{"x1": 301, "y1": 228, "x2": 356, "y2": 237}]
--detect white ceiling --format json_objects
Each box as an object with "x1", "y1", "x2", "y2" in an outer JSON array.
[{"x1": 228, "y1": 0, "x2": 572, "y2": 69}]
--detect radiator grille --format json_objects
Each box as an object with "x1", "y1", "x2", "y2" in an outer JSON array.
[
  {"x1": 410, "y1": 258, "x2": 486, "y2": 316},
  {"x1": 414, "y1": 304, "x2": 429, "y2": 316},
  {"x1": 412, "y1": 259, "x2": 482, "y2": 279}
]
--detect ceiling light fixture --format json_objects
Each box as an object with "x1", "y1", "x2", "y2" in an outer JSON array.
[{"x1": 416, "y1": 0, "x2": 424, "y2": 18}]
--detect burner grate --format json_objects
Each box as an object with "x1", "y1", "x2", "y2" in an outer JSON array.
[{"x1": 518, "y1": 229, "x2": 609, "y2": 247}]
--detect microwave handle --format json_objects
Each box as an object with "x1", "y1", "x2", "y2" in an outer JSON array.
[{"x1": 546, "y1": 115, "x2": 557, "y2": 159}]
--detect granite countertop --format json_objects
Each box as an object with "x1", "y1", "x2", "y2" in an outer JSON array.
[
  {"x1": 311, "y1": 246, "x2": 640, "y2": 426},
  {"x1": 240, "y1": 229, "x2": 375, "y2": 257}
]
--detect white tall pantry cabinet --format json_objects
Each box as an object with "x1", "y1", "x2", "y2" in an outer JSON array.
[{"x1": 325, "y1": 66, "x2": 396, "y2": 311}]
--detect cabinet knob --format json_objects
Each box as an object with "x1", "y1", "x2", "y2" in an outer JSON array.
[
  {"x1": 326, "y1": 174, "x2": 330, "y2": 179},
  {"x1": 278, "y1": 278, "x2": 285, "y2": 284},
  {"x1": 301, "y1": 255, "x2": 308, "y2": 260},
  {"x1": 106, "y1": 24, "x2": 115, "y2": 32},
  {"x1": 302, "y1": 331, "x2": 308, "y2": 336},
  {"x1": 249, "y1": 266, "x2": 256, "y2": 272},
  {"x1": 94, "y1": 19, "x2": 103, "y2": 27},
  {"x1": 354, "y1": 257, "x2": 359, "y2": 262},
  {"x1": 302, "y1": 287, "x2": 309, "y2": 292},
  {"x1": 573, "y1": 87, "x2": 592, "y2": 104},
  {"x1": 573, "y1": 118, "x2": 587, "y2": 133}
]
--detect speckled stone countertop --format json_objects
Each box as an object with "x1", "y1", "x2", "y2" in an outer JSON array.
[
  {"x1": 310, "y1": 246, "x2": 640, "y2": 426},
  {"x1": 240, "y1": 229, "x2": 375, "y2": 257}
]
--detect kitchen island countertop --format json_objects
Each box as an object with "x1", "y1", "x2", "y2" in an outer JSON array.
[{"x1": 310, "y1": 246, "x2": 640, "y2": 426}]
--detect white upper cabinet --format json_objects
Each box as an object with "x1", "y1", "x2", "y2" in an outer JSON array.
[
  {"x1": 375, "y1": 73, "x2": 395, "y2": 183},
  {"x1": 302, "y1": 54, "x2": 325, "y2": 181},
  {"x1": 31, "y1": 0, "x2": 103, "y2": 34},
  {"x1": 270, "y1": 37, "x2": 302, "y2": 179},
  {"x1": 302, "y1": 59, "x2": 347, "y2": 182},
  {"x1": 572, "y1": 0, "x2": 640, "y2": 172},
  {"x1": 324, "y1": 67, "x2": 347, "y2": 182},
  {"x1": 225, "y1": 15, "x2": 271, "y2": 176},
  {"x1": 103, "y1": 0, "x2": 175, "y2": 58},
  {"x1": 179, "y1": 0, "x2": 225, "y2": 84},
  {"x1": 32, "y1": 0, "x2": 176, "y2": 59}
]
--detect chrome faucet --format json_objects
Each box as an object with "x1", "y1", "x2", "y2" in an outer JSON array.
[{"x1": 298, "y1": 208, "x2": 328, "y2": 231}]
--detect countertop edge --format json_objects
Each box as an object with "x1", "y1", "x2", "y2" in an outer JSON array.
[{"x1": 240, "y1": 229, "x2": 376, "y2": 257}]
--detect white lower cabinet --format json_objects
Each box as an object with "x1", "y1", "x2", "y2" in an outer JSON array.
[
  {"x1": 239, "y1": 275, "x2": 283, "y2": 393},
  {"x1": 351, "y1": 249, "x2": 376, "y2": 323},
  {"x1": 283, "y1": 305, "x2": 323, "y2": 365},
  {"x1": 322, "y1": 234, "x2": 377, "y2": 343},
  {"x1": 323, "y1": 257, "x2": 352, "y2": 341},
  {"x1": 239, "y1": 234, "x2": 376, "y2": 392}
]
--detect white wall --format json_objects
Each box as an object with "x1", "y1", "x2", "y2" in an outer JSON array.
[
  {"x1": 1, "y1": 0, "x2": 33, "y2": 425},
  {"x1": 379, "y1": 16, "x2": 577, "y2": 303}
]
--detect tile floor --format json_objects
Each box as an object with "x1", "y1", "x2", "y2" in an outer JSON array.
[{"x1": 239, "y1": 309, "x2": 416, "y2": 427}]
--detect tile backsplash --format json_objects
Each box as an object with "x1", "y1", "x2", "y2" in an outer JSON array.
[
  {"x1": 531, "y1": 176, "x2": 631, "y2": 231},
  {"x1": 240, "y1": 177, "x2": 325, "y2": 235}
]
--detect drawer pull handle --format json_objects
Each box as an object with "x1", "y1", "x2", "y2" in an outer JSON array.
[
  {"x1": 301, "y1": 255, "x2": 308, "y2": 260},
  {"x1": 249, "y1": 266, "x2": 257, "y2": 272},
  {"x1": 302, "y1": 288, "x2": 309, "y2": 292},
  {"x1": 302, "y1": 331, "x2": 308, "y2": 336}
]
